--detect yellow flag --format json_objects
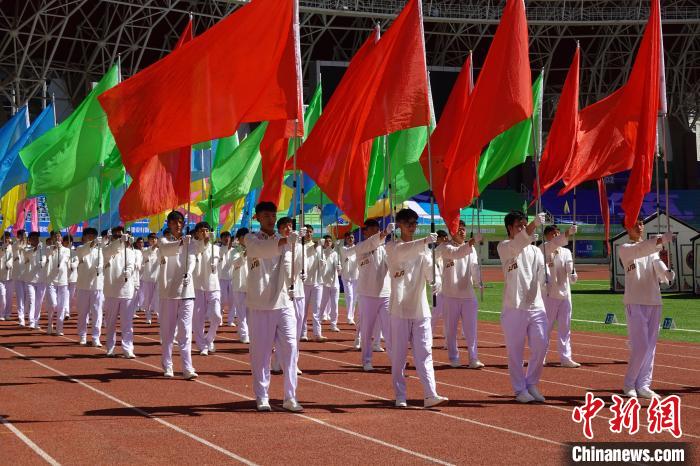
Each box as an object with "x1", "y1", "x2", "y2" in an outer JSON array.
[
  {"x1": 222, "y1": 197, "x2": 245, "y2": 232},
  {"x1": 1, "y1": 184, "x2": 26, "y2": 231}
]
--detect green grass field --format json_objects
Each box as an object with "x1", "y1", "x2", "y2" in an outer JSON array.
[{"x1": 339, "y1": 280, "x2": 700, "y2": 344}]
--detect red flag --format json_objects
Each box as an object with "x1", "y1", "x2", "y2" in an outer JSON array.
[
  {"x1": 119, "y1": 20, "x2": 193, "y2": 222},
  {"x1": 296, "y1": 0, "x2": 430, "y2": 225},
  {"x1": 560, "y1": 0, "x2": 663, "y2": 222},
  {"x1": 534, "y1": 47, "x2": 580, "y2": 200},
  {"x1": 99, "y1": 0, "x2": 301, "y2": 168},
  {"x1": 441, "y1": 0, "x2": 532, "y2": 233},
  {"x1": 420, "y1": 53, "x2": 473, "y2": 228}
]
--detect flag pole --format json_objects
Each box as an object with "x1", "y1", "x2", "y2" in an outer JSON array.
[
  {"x1": 531, "y1": 68, "x2": 549, "y2": 292},
  {"x1": 572, "y1": 187, "x2": 577, "y2": 275},
  {"x1": 660, "y1": 114, "x2": 672, "y2": 271},
  {"x1": 184, "y1": 13, "x2": 194, "y2": 281},
  {"x1": 290, "y1": 118, "x2": 299, "y2": 295}
]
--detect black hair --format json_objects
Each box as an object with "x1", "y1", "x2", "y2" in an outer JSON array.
[
  {"x1": 437, "y1": 230, "x2": 448, "y2": 238},
  {"x1": 458, "y1": 220, "x2": 466, "y2": 227},
  {"x1": 276, "y1": 217, "x2": 293, "y2": 229},
  {"x1": 100, "y1": 229, "x2": 109, "y2": 237},
  {"x1": 194, "y1": 221, "x2": 211, "y2": 232},
  {"x1": 83, "y1": 227, "x2": 98, "y2": 236},
  {"x1": 166, "y1": 210, "x2": 185, "y2": 223},
  {"x1": 3, "y1": 231, "x2": 10, "y2": 238},
  {"x1": 304, "y1": 224, "x2": 313, "y2": 231},
  {"x1": 28, "y1": 231, "x2": 40, "y2": 239},
  {"x1": 343, "y1": 231, "x2": 352, "y2": 238},
  {"x1": 323, "y1": 234, "x2": 332, "y2": 240},
  {"x1": 220, "y1": 230, "x2": 231, "y2": 238},
  {"x1": 363, "y1": 219, "x2": 380, "y2": 229},
  {"x1": 62, "y1": 234, "x2": 73, "y2": 244},
  {"x1": 112, "y1": 225, "x2": 125, "y2": 234},
  {"x1": 255, "y1": 201, "x2": 277, "y2": 215},
  {"x1": 16, "y1": 229, "x2": 26, "y2": 237},
  {"x1": 147, "y1": 232, "x2": 157, "y2": 239},
  {"x1": 504, "y1": 210, "x2": 527, "y2": 231},
  {"x1": 395, "y1": 208, "x2": 418, "y2": 224},
  {"x1": 543, "y1": 225, "x2": 560, "y2": 236},
  {"x1": 235, "y1": 227, "x2": 249, "y2": 239}
]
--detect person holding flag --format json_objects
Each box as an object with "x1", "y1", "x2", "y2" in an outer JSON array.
[
  {"x1": 319, "y1": 234, "x2": 341, "y2": 333},
  {"x1": 339, "y1": 232, "x2": 359, "y2": 325},
  {"x1": 217, "y1": 231, "x2": 234, "y2": 327},
  {"x1": 46, "y1": 234, "x2": 71, "y2": 336},
  {"x1": 12, "y1": 230, "x2": 27, "y2": 326},
  {"x1": 0, "y1": 233, "x2": 13, "y2": 321},
  {"x1": 303, "y1": 225, "x2": 325, "y2": 342},
  {"x1": 141, "y1": 232, "x2": 160, "y2": 325},
  {"x1": 75, "y1": 228, "x2": 105, "y2": 347},
  {"x1": 192, "y1": 221, "x2": 222, "y2": 356},
  {"x1": 230, "y1": 228, "x2": 250, "y2": 343},
  {"x1": 23, "y1": 232, "x2": 45, "y2": 330}
]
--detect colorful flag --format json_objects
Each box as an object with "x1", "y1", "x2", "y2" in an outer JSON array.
[{"x1": 0, "y1": 106, "x2": 30, "y2": 196}]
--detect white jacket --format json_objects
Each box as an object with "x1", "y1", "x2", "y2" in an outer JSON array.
[
  {"x1": 11, "y1": 243, "x2": 25, "y2": 281},
  {"x1": 285, "y1": 242, "x2": 305, "y2": 298},
  {"x1": 618, "y1": 238, "x2": 671, "y2": 306},
  {"x1": 245, "y1": 231, "x2": 292, "y2": 311},
  {"x1": 194, "y1": 241, "x2": 220, "y2": 292},
  {"x1": 497, "y1": 229, "x2": 546, "y2": 311},
  {"x1": 437, "y1": 241, "x2": 479, "y2": 300},
  {"x1": 339, "y1": 244, "x2": 359, "y2": 281},
  {"x1": 231, "y1": 247, "x2": 248, "y2": 292},
  {"x1": 68, "y1": 250, "x2": 78, "y2": 284},
  {"x1": 540, "y1": 234, "x2": 575, "y2": 301},
  {"x1": 49, "y1": 245, "x2": 71, "y2": 286},
  {"x1": 304, "y1": 242, "x2": 323, "y2": 286},
  {"x1": 22, "y1": 246, "x2": 46, "y2": 284},
  {"x1": 0, "y1": 246, "x2": 12, "y2": 281},
  {"x1": 132, "y1": 249, "x2": 143, "y2": 288},
  {"x1": 158, "y1": 237, "x2": 196, "y2": 300},
  {"x1": 386, "y1": 238, "x2": 437, "y2": 319},
  {"x1": 320, "y1": 248, "x2": 340, "y2": 288},
  {"x1": 141, "y1": 246, "x2": 159, "y2": 283},
  {"x1": 354, "y1": 233, "x2": 391, "y2": 298},
  {"x1": 218, "y1": 244, "x2": 233, "y2": 281},
  {"x1": 102, "y1": 240, "x2": 135, "y2": 299},
  {"x1": 38, "y1": 245, "x2": 53, "y2": 284},
  {"x1": 76, "y1": 242, "x2": 104, "y2": 291}
]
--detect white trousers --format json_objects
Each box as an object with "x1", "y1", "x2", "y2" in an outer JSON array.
[
  {"x1": 543, "y1": 296, "x2": 573, "y2": 363},
  {"x1": 140, "y1": 280, "x2": 159, "y2": 320},
  {"x1": 24, "y1": 282, "x2": 38, "y2": 327},
  {"x1": 36, "y1": 283, "x2": 49, "y2": 323},
  {"x1": 390, "y1": 315, "x2": 439, "y2": 401},
  {"x1": 15, "y1": 280, "x2": 25, "y2": 324},
  {"x1": 219, "y1": 279, "x2": 232, "y2": 321},
  {"x1": 231, "y1": 290, "x2": 249, "y2": 340},
  {"x1": 500, "y1": 308, "x2": 548, "y2": 395},
  {"x1": 160, "y1": 298, "x2": 195, "y2": 373},
  {"x1": 76, "y1": 289, "x2": 104, "y2": 342},
  {"x1": 248, "y1": 307, "x2": 298, "y2": 401},
  {"x1": 47, "y1": 284, "x2": 69, "y2": 333},
  {"x1": 320, "y1": 286, "x2": 339, "y2": 326},
  {"x1": 342, "y1": 278, "x2": 358, "y2": 322},
  {"x1": 193, "y1": 289, "x2": 222, "y2": 351},
  {"x1": 624, "y1": 304, "x2": 662, "y2": 390},
  {"x1": 304, "y1": 284, "x2": 323, "y2": 337},
  {"x1": 359, "y1": 295, "x2": 391, "y2": 365},
  {"x1": 0, "y1": 280, "x2": 10, "y2": 319},
  {"x1": 443, "y1": 296, "x2": 479, "y2": 363},
  {"x1": 104, "y1": 296, "x2": 134, "y2": 354}
]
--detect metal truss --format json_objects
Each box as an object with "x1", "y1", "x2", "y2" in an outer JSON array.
[{"x1": 1, "y1": 0, "x2": 698, "y2": 130}]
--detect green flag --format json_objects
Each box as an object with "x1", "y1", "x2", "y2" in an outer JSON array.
[
  {"x1": 388, "y1": 125, "x2": 430, "y2": 203},
  {"x1": 364, "y1": 136, "x2": 387, "y2": 207},
  {"x1": 20, "y1": 65, "x2": 120, "y2": 196},
  {"x1": 476, "y1": 73, "x2": 543, "y2": 193},
  {"x1": 200, "y1": 123, "x2": 266, "y2": 212}
]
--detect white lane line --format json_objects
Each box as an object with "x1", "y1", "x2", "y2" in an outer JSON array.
[
  {"x1": 0, "y1": 415, "x2": 61, "y2": 466},
  {"x1": 0, "y1": 345, "x2": 258, "y2": 466}
]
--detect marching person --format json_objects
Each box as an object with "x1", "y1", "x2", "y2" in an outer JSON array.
[
  {"x1": 437, "y1": 221, "x2": 484, "y2": 369},
  {"x1": 131, "y1": 237, "x2": 144, "y2": 319},
  {"x1": 0, "y1": 233, "x2": 13, "y2": 321},
  {"x1": 158, "y1": 211, "x2": 198, "y2": 380},
  {"x1": 277, "y1": 217, "x2": 305, "y2": 375},
  {"x1": 217, "y1": 231, "x2": 234, "y2": 326},
  {"x1": 12, "y1": 230, "x2": 27, "y2": 326},
  {"x1": 497, "y1": 211, "x2": 548, "y2": 403},
  {"x1": 192, "y1": 221, "x2": 222, "y2": 356},
  {"x1": 75, "y1": 228, "x2": 104, "y2": 346},
  {"x1": 540, "y1": 224, "x2": 580, "y2": 368},
  {"x1": 431, "y1": 230, "x2": 449, "y2": 349},
  {"x1": 246, "y1": 201, "x2": 302, "y2": 412},
  {"x1": 141, "y1": 233, "x2": 160, "y2": 324},
  {"x1": 35, "y1": 235, "x2": 55, "y2": 328},
  {"x1": 339, "y1": 232, "x2": 358, "y2": 325},
  {"x1": 66, "y1": 235, "x2": 79, "y2": 317},
  {"x1": 231, "y1": 228, "x2": 250, "y2": 343},
  {"x1": 102, "y1": 227, "x2": 136, "y2": 358},
  {"x1": 303, "y1": 225, "x2": 325, "y2": 342},
  {"x1": 46, "y1": 236, "x2": 71, "y2": 336},
  {"x1": 619, "y1": 217, "x2": 675, "y2": 399},
  {"x1": 387, "y1": 208, "x2": 448, "y2": 409},
  {"x1": 356, "y1": 219, "x2": 392, "y2": 371},
  {"x1": 23, "y1": 232, "x2": 45, "y2": 330},
  {"x1": 319, "y1": 235, "x2": 341, "y2": 333}
]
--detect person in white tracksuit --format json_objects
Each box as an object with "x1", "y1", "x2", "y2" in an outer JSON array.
[
  {"x1": 386, "y1": 208, "x2": 448, "y2": 409},
  {"x1": 540, "y1": 224, "x2": 580, "y2": 368},
  {"x1": 303, "y1": 226, "x2": 325, "y2": 342},
  {"x1": 231, "y1": 228, "x2": 250, "y2": 343},
  {"x1": 319, "y1": 235, "x2": 341, "y2": 333},
  {"x1": 23, "y1": 232, "x2": 46, "y2": 330},
  {"x1": 102, "y1": 227, "x2": 136, "y2": 358},
  {"x1": 277, "y1": 217, "x2": 305, "y2": 375},
  {"x1": 245, "y1": 201, "x2": 302, "y2": 413},
  {"x1": 75, "y1": 228, "x2": 105, "y2": 346},
  {"x1": 12, "y1": 230, "x2": 28, "y2": 326},
  {"x1": 158, "y1": 211, "x2": 198, "y2": 380},
  {"x1": 436, "y1": 220, "x2": 484, "y2": 369},
  {"x1": 35, "y1": 236, "x2": 54, "y2": 328},
  {"x1": 497, "y1": 210, "x2": 549, "y2": 404},
  {"x1": 192, "y1": 221, "x2": 222, "y2": 356},
  {"x1": 66, "y1": 236, "x2": 78, "y2": 317},
  {"x1": 431, "y1": 230, "x2": 449, "y2": 349},
  {"x1": 618, "y1": 218, "x2": 675, "y2": 399},
  {"x1": 140, "y1": 233, "x2": 160, "y2": 324},
  {"x1": 217, "y1": 231, "x2": 234, "y2": 326},
  {"x1": 339, "y1": 232, "x2": 358, "y2": 325},
  {"x1": 0, "y1": 234, "x2": 13, "y2": 320},
  {"x1": 356, "y1": 219, "x2": 392, "y2": 371},
  {"x1": 131, "y1": 237, "x2": 144, "y2": 317},
  {"x1": 46, "y1": 240, "x2": 71, "y2": 336}
]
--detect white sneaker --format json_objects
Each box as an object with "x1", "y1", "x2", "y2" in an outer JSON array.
[
  {"x1": 353, "y1": 337, "x2": 361, "y2": 350},
  {"x1": 637, "y1": 387, "x2": 659, "y2": 399},
  {"x1": 124, "y1": 352, "x2": 136, "y2": 359},
  {"x1": 282, "y1": 398, "x2": 304, "y2": 412},
  {"x1": 79, "y1": 337, "x2": 87, "y2": 345},
  {"x1": 229, "y1": 322, "x2": 237, "y2": 327},
  {"x1": 57, "y1": 332, "x2": 64, "y2": 336},
  {"x1": 183, "y1": 370, "x2": 198, "y2": 380},
  {"x1": 296, "y1": 368, "x2": 303, "y2": 375},
  {"x1": 164, "y1": 367, "x2": 174, "y2": 378},
  {"x1": 424, "y1": 395, "x2": 449, "y2": 408},
  {"x1": 395, "y1": 399, "x2": 407, "y2": 408},
  {"x1": 208, "y1": 343, "x2": 216, "y2": 354},
  {"x1": 622, "y1": 387, "x2": 638, "y2": 398},
  {"x1": 18, "y1": 322, "x2": 25, "y2": 327},
  {"x1": 106, "y1": 349, "x2": 116, "y2": 358},
  {"x1": 363, "y1": 363, "x2": 374, "y2": 372},
  {"x1": 313, "y1": 335, "x2": 328, "y2": 342},
  {"x1": 0, "y1": 317, "x2": 5, "y2": 321},
  {"x1": 348, "y1": 320, "x2": 356, "y2": 326},
  {"x1": 199, "y1": 348, "x2": 209, "y2": 356},
  {"x1": 239, "y1": 337, "x2": 250, "y2": 344},
  {"x1": 468, "y1": 360, "x2": 485, "y2": 369},
  {"x1": 146, "y1": 319, "x2": 152, "y2": 325},
  {"x1": 93, "y1": 341, "x2": 103, "y2": 348},
  {"x1": 449, "y1": 360, "x2": 461, "y2": 368},
  {"x1": 527, "y1": 386, "x2": 546, "y2": 402},
  {"x1": 515, "y1": 391, "x2": 535, "y2": 403},
  {"x1": 256, "y1": 398, "x2": 271, "y2": 412},
  {"x1": 372, "y1": 344, "x2": 385, "y2": 353},
  {"x1": 300, "y1": 335, "x2": 309, "y2": 342},
  {"x1": 330, "y1": 325, "x2": 340, "y2": 332},
  {"x1": 561, "y1": 360, "x2": 581, "y2": 368}
]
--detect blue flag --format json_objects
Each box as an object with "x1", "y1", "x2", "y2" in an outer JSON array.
[
  {"x1": 0, "y1": 106, "x2": 31, "y2": 196},
  {"x1": 240, "y1": 188, "x2": 258, "y2": 229}
]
